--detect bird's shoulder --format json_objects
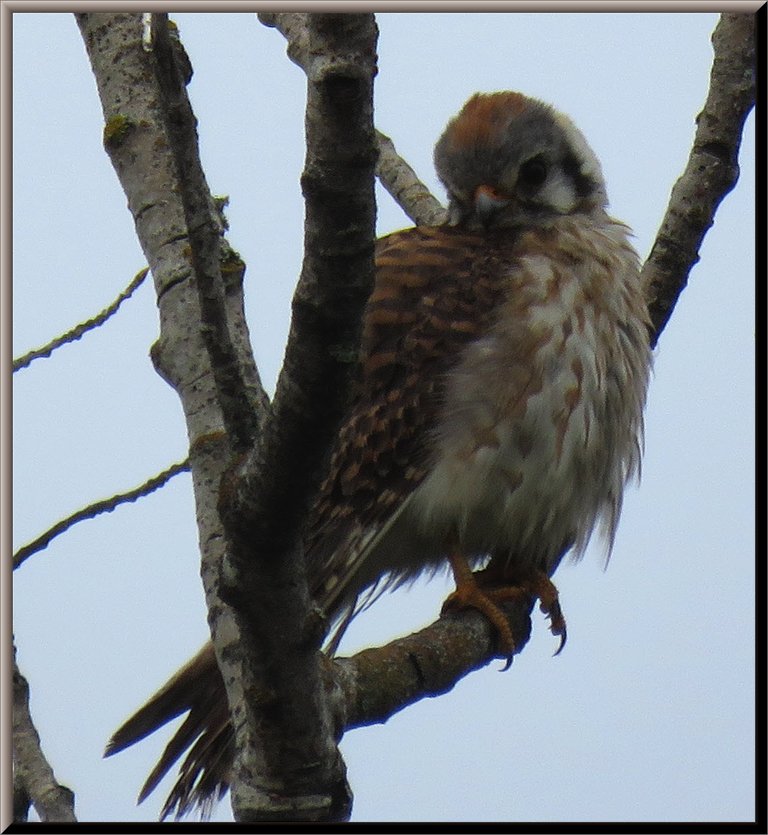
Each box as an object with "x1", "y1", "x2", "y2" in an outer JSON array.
[{"x1": 364, "y1": 225, "x2": 518, "y2": 381}]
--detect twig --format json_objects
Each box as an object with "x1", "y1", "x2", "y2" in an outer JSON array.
[
  {"x1": 13, "y1": 458, "x2": 189, "y2": 570},
  {"x1": 12, "y1": 642, "x2": 78, "y2": 823},
  {"x1": 376, "y1": 130, "x2": 447, "y2": 226},
  {"x1": 12, "y1": 267, "x2": 148, "y2": 372},
  {"x1": 642, "y1": 13, "x2": 755, "y2": 347}
]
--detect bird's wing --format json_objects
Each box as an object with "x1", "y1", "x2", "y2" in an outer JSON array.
[{"x1": 304, "y1": 225, "x2": 516, "y2": 633}]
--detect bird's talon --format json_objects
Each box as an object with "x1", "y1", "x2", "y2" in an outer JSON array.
[{"x1": 553, "y1": 627, "x2": 567, "y2": 656}]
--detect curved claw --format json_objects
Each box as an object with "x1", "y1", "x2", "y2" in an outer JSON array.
[
  {"x1": 534, "y1": 573, "x2": 567, "y2": 656},
  {"x1": 552, "y1": 624, "x2": 567, "y2": 656}
]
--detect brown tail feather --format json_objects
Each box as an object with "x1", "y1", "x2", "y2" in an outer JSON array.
[
  {"x1": 105, "y1": 642, "x2": 231, "y2": 818},
  {"x1": 158, "y1": 707, "x2": 233, "y2": 820}
]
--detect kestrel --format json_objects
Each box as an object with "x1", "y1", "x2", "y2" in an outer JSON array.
[{"x1": 106, "y1": 91, "x2": 652, "y2": 819}]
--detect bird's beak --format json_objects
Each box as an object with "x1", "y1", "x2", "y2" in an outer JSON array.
[{"x1": 473, "y1": 184, "x2": 511, "y2": 223}]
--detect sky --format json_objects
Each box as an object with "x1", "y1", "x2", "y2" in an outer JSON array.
[{"x1": 10, "y1": 9, "x2": 756, "y2": 825}]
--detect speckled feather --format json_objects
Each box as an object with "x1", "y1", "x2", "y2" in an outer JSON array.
[{"x1": 305, "y1": 226, "x2": 515, "y2": 618}]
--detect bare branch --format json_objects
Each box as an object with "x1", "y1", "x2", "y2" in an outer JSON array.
[
  {"x1": 334, "y1": 601, "x2": 533, "y2": 732},
  {"x1": 13, "y1": 772, "x2": 32, "y2": 823},
  {"x1": 79, "y1": 11, "x2": 375, "y2": 823},
  {"x1": 212, "y1": 13, "x2": 379, "y2": 822},
  {"x1": 375, "y1": 131, "x2": 447, "y2": 226},
  {"x1": 75, "y1": 11, "x2": 279, "y2": 823},
  {"x1": 230, "y1": 13, "x2": 379, "y2": 538},
  {"x1": 12, "y1": 642, "x2": 77, "y2": 823},
  {"x1": 12, "y1": 267, "x2": 148, "y2": 373},
  {"x1": 259, "y1": 12, "x2": 446, "y2": 226},
  {"x1": 642, "y1": 13, "x2": 755, "y2": 346},
  {"x1": 148, "y1": 15, "x2": 260, "y2": 453},
  {"x1": 13, "y1": 458, "x2": 189, "y2": 570},
  {"x1": 258, "y1": 12, "x2": 310, "y2": 66}
]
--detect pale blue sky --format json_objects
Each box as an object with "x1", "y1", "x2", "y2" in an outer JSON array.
[{"x1": 11, "y1": 10, "x2": 755, "y2": 824}]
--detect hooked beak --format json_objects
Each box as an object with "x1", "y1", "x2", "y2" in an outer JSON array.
[{"x1": 473, "y1": 184, "x2": 511, "y2": 223}]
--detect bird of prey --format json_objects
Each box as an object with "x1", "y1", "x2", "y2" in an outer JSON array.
[{"x1": 106, "y1": 91, "x2": 651, "y2": 820}]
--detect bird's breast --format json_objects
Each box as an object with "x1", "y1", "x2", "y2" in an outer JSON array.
[{"x1": 408, "y1": 218, "x2": 649, "y2": 572}]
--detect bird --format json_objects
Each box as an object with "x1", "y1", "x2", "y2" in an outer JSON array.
[{"x1": 105, "y1": 91, "x2": 652, "y2": 820}]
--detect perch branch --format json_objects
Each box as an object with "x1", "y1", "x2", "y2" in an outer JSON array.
[{"x1": 333, "y1": 601, "x2": 534, "y2": 732}]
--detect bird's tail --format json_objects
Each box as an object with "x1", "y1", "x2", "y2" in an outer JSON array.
[{"x1": 104, "y1": 642, "x2": 231, "y2": 820}]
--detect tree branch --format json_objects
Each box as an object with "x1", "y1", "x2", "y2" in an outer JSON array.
[
  {"x1": 259, "y1": 12, "x2": 446, "y2": 227},
  {"x1": 228, "y1": 13, "x2": 379, "y2": 543},
  {"x1": 642, "y1": 12, "x2": 755, "y2": 347},
  {"x1": 75, "y1": 12, "x2": 269, "y2": 820},
  {"x1": 12, "y1": 267, "x2": 148, "y2": 373},
  {"x1": 375, "y1": 130, "x2": 447, "y2": 226},
  {"x1": 13, "y1": 459, "x2": 189, "y2": 570},
  {"x1": 12, "y1": 642, "x2": 77, "y2": 823},
  {"x1": 79, "y1": 10, "x2": 375, "y2": 823},
  {"x1": 147, "y1": 15, "x2": 261, "y2": 453},
  {"x1": 206, "y1": 13, "x2": 378, "y2": 822},
  {"x1": 333, "y1": 601, "x2": 534, "y2": 733}
]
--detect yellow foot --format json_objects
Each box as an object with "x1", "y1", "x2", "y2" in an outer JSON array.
[
  {"x1": 441, "y1": 572, "x2": 527, "y2": 663},
  {"x1": 442, "y1": 553, "x2": 567, "y2": 668}
]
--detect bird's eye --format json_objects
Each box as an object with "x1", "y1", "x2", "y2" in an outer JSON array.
[{"x1": 518, "y1": 156, "x2": 548, "y2": 189}]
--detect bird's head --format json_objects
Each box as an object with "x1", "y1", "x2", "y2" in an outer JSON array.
[{"x1": 433, "y1": 92, "x2": 608, "y2": 230}]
